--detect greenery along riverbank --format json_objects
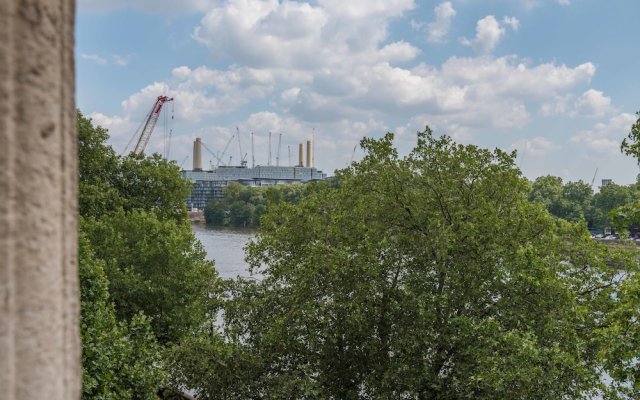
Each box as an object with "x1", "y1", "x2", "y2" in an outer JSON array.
[
  {"x1": 79, "y1": 108, "x2": 640, "y2": 399},
  {"x1": 207, "y1": 173, "x2": 640, "y2": 231},
  {"x1": 204, "y1": 180, "x2": 333, "y2": 228},
  {"x1": 78, "y1": 112, "x2": 221, "y2": 399},
  {"x1": 205, "y1": 160, "x2": 640, "y2": 234},
  {"x1": 175, "y1": 128, "x2": 640, "y2": 399}
]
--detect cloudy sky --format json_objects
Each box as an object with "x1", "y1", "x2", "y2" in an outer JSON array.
[{"x1": 77, "y1": 0, "x2": 640, "y2": 184}]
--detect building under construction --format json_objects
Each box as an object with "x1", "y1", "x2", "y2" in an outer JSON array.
[{"x1": 183, "y1": 138, "x2": 326, "y2": 210}]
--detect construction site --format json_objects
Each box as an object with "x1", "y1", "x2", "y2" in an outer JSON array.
[
  {"x1": 184, "y1": 137, "x2": 326, "y2": 210},
  {"x1": 125, "y1": 95, "x2": 327, "y2": 211}
]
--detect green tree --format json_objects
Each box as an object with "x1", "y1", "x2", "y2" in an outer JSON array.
[
  {"x1": 529, "y1": 175, "x2": 564, "y2": 214},
  {"x1": 78, "y1": 111, "x2": 124, "y2": 218},
  {"x1": 176, "y1": 129, "x2": 634, "y2": 399},
  {"x1": 203, "y1": 182, "x2": 319, "y2": 228},
  {"x1": 116, "y1": 153, "x2": 192, "y2": 221},
  {"x1": 82, "y1": 210, "x2": 220, "y2": 344},
  {"x1": 78, "y1": 111, "x2": 191, "y2": 221},
  {"x1": 612, "y1": 112, "x2": 640, "y2": 230},
  {"x1": 562, "y1": 180, "x2": 595, "y2": 222},
  {"x1": 79, "y1": 236, "x2": 165, "y2": 399},
  {"x1": 204, "y1": 199, "x2": 227, "y2": 225},
  {"x1": 77, "y1": 111, "x2": 223, "y2": 397},
  {"x1": 529, "y1": 176, "x2": 595, "y2": 226},
  {"x1": 621, "y1": 111, "x2": 640, "y2": 159},
  {"x1": 592, "y1": 183, "x2": 637, "y2": 230}
]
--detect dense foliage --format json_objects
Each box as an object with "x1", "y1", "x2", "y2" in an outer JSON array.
[
  {"x1": 171, "y1": 129, "x2": 640, "y2": 399},
  {"x1": 204, "y1": 181, "x2": 327, "y2": 227},
  {"x1": 613, "y1": 112, "x2": 640, "y2": 230},
  {"x1": 79, "y1": 237, "x2": 165, "y2": 400},
  {"x1": 78, "y1": 109, "x2": 640, "y2": 399},
  {"x1": 528, "y1": 174, "x2": 639, "y2": 232},
  {"x1": 78, "y1": 112, "x2": 220, "y2": 398},
  {"x1": 529, "y1": 113, "x2": 640, "y2": 234},
  {"x1": 82, "y1": 210, "x2": 219, "y2": 344}
]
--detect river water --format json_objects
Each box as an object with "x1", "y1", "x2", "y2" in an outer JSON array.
[{"x1": 191, "y1": 223, "x2": 256, "y2": 279}]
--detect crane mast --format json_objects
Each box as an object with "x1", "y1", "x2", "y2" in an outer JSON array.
[
  {"x1": 237, "y1": 126, "x2": 247, "y2": 167},
  {"x1": 218, "y1": 135, "x2": 235, "y2": 167},
  {"x1": 268, "y1": 132, "x2": 272, "y2": 166},
  {"x1": 132, "y1": 95, "x2": 174, "y2": 154}
]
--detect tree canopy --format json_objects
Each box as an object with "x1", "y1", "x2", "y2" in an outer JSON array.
[
  {"x1": 529, "y1": 175, "x2": 639, "y2": 232},
  {"x1": 77, "y1": 111, "x2": 221, "y2": 398},
  {"x1": 613, "y1": 112, "x2": 640, "y2": 230},
  {"x1": 204, "y1": 181, "x2": 329, "y2": 228},
  {"x1": 172, "y1": 129, "x2": 639, "y2": 399}
]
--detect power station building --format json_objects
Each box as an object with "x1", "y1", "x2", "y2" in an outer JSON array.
[{"x1": 183, "y1": 138, "x2": 327, "y2": 210}]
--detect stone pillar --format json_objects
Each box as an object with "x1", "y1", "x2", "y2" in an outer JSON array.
[{"x1": 0, "y1": 0, "x2": 80, "y2": 399}]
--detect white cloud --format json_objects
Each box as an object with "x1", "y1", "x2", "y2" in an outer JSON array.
[
  {"x1": 461, "y1": 15, "x2": 519, "y2": 55},
  {"x1": 318, "y1": 0, "x2": 415, "y2": 18},
  {"x1": 89, "y1": 0, "x2": 607, "y2": 176},
  {"x1": 88, "y1": 112, "x2": 137, "y2": 152},
  {"x1": 438, "y1": 57, "x2": 594, "y2": 99},
  {"x1": 113, "y1": 54, "x2": 132, "y2": 66},
  {"x1": 279, "y1": 87, "x2": 302, "y2": 106},
  {"x1": 81, "y1": 52, "x2": 133, "y2": 66},
  {"x1": 108, "y1": 52, "x2": 597, "y2": 161},
  {"x1": 192, "y1": 0, "x2": 418, "y2": 69},
  {"x1": 78, "y1": 0, "x2": 209, "y2": 14},
  {"x1": 121, "y1": 69, "x2": 273, "y2": 123},
  {"x1": 427, "y1": 2, "x2": 457, "y2": 44},
  {"x1": 81, "y1": 53, "x2": 107, "y2": 65},
  {"x1": 511, "y1": 136, "x2": 561, "y2": 157},
  {"x1": 572, "y1": 89, "x2": 614, "y2": 117},
  {"x1": 502, "y1": 16, "x2": 520, "y2": 31},
  {"x1": 521, "y1": 0, "x2": 570, "y2": 9},
  {"x1": 378, "y1": 41, "x2": 422, "y2": 62},
  {"x1": 540, "y1": 94, "x2": 572, "y2": 116},
  {"x1": 570, "y1": 112, "x2": 636, "y2": 153}
]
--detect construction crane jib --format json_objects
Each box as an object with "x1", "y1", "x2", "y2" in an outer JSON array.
[{"x1": 133, "y1": 95, "x2": 174, "y2": 154}]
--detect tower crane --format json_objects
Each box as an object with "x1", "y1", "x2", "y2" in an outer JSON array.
[
  {"x1": 237, "y1": 127, "x2": 247, "y2": 167},
  {"x1": 179, "y1": 155, "x2": 189, "y2": 169},
  {"x1": 129, "y1": 95, "x2": 174, "y2": 155},
  {"x1": 268, "y1": 132, "x2": 272, "y2": 166},
  {"x1": 201, "y1": 141, "x2": 225, "y2": 166},
  {"x1": 218, "y1": 135, "x2": 235, "y2": 167},
  {"x1": 350, "y1": 144, "x2": 357, "y2": 164}
]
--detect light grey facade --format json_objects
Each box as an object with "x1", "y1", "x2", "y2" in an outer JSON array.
[{"x1": 183, "y1": 165, "x2": 327, "y2": 210}]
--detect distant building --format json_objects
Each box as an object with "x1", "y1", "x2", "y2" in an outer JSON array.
[
  {"x1": 182, "y1": 165, "x2": 327, "y2": 210},
  {"x1": 183, "y1": 137, "x2": 327, "y2": 210},
  {"x1": 601, "y1": 178, "x2": 613, "y2": 186}
]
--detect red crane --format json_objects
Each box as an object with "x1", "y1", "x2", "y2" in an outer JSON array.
[{"x1": 131, "y1": 95, "x2": 174, "y2": 154}]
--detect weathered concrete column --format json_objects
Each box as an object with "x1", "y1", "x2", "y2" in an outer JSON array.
[{"x1": 0, "y1": 0, "x2": 80, "y2": 399}]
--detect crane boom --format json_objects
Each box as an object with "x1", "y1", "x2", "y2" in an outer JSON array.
[
  {"x1": 591, "y1": 167, "x2": 599, "y2": 188},
  {"x1": 236, "y1": 126, "x2": 246, "y2": 167},
  {"x1": 268, "y1": 132, "x2": 272, "y2": 166},
  {"x1": 201, "y1": 141, "x2": 224, "y2": 166},
  {"x1": 219, "y1": 135, "x2": 235, "y2": 166},
  {"x1": 133, "y1": 95, "x2": 174, "y2": 154}
]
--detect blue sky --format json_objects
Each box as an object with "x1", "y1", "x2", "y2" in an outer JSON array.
[{"x1": 77, "y1": 0, "x2": 640, "y2": 185}]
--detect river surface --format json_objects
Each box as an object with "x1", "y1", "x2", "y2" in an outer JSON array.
[{"x1": 192, "y1": 223, "x2": 256, "y2": 279}]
